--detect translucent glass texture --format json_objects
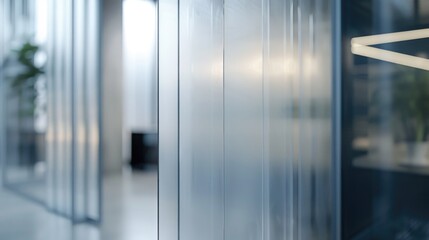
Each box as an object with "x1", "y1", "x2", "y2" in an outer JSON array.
[
  {"x1": 342, "y1": 1, "x2": 429, "y2": 239},
  {"x1": 179, "y1": 0, "x2": 224, "y2": 239},
  {"x1": 0, "y1": 0, "x2": 101, "y2": 223},
  {"x1": 158, "y1": 0, "x2": 179, "y2": 239},
  {"x1": 0, "y1": 0, "x2": 5, "y2": 187},
  {"x1": 1, "y1": 0, "x2": 48, "y2": 203},
  {"x1": 45, "y1": 0, "x2": 101, "y2": 222},
  {"x1": 177, "y1": 0, "x2": 334, "y2": 239}
]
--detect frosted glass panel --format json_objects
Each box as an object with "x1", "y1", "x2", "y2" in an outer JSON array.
[
  {"x1": 166, "y1": 0, "x2": 335, "y2": 239},
  {"x1": 71, "y1": 0, "x2": 101, "y2": 221},
  {"x1": 0, "y1": 0, "x2": 101, "y2": 223},
  {"x1": 179, "y1": 0, "x2": 224, "y2": 239},
  {"x1": 44, "y1": 0, "x2": 101, "y2": 222},
  {"x1": 224, "y1": 0, "x2": 264, "y2": 239},
  {"x1": 294, "y1": 1, "x2": 333, "y2": 239},
  {"x1": 264, "y1": 1, "x2": 294, "y2": 239}
]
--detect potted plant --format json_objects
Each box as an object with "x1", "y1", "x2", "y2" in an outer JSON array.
[
  {"x1": 392, "y1": 69, "x2": 429, "y2": 166},
  {"x1": 6, "y1": 42, "x2": 44, "y2": 115},
  {"x1": 3, "y1": 42, "x2": 45, "y2": 167}
]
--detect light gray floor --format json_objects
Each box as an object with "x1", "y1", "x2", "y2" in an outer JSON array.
[{"x1": 0, "y1": 169, "x2": 158, "y2": 240}]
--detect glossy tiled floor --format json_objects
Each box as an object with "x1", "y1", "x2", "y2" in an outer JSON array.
[{"x1": 0, "y1": 169, "x2": 157, "y2": 240}]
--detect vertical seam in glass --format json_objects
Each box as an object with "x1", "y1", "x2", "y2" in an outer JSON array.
[
  {"x1": 222, "y1": 1, "x2": 226, "y2": 240},
  {"x1": 290, "y1": 1, "x2": 297, "y2": 238},
  {"x1": 284, "y1": 1, "x2": 290, "y2": 239},
  {"x1": 177, "y1": 0, "x2": 181, "y2": 239},
  {"x1": 297, "y1": 1, "x2": 303, "y2": 239},
  {"x1": 261, "y1": 0, "x2": 270, "y2": 239},
  {"x1": 83, "y1": 0, "x2": 90, "y2": 221},
  {"x1": 71, "y1": 0, "x2": 77, "y2": 223},
  {"x1": 96, "y1": 0, "x2": 103, "y2": 224}
]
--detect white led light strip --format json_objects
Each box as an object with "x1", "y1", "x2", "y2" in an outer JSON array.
[{"x1": 351, "y1": 28, "x2": 429, "y2": 71}]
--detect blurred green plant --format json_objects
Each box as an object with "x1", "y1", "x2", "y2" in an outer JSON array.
[
  {"x1": 392, "y1": 69, "x2": 429, "y2": 142},
  {"x1": 5, "y1": 42, "x2": 44, "y2": 117}
]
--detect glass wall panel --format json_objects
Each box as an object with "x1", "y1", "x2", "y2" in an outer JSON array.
[
  {"x1": 173, "y1": 0, "x2": 334, "y2": 239},
  {"x1": 223, "y1": 0, "x2": 264, "y2": 239},
  {"x1": 1, "y1": 0, "x2": 47, "y2": 204},
  {"x1": 294, "y1": 0, "x2": 333, "y2": 239},
  {"x1": 342, "y1": 1, "x2": 429, "y2": 239},
  {"x1": 179, "y1": 0, "x2": 224, "y2": 240},
  {"x1": 264, "y1": 0, "x2": 294, "y2": 239},
  {"x1": 0, "y1": 0, "x2": 101, "y2": 223}
]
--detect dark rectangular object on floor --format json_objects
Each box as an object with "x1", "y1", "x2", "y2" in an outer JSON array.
[{"x1": 130, "y1": 132, "x2": 158, "y2": 169}]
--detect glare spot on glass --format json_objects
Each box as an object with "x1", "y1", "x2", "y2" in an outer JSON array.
[
  {"x1": 212, "y1": 60, "x2": 223, "y2": 79},
  {"x1": 304, "y1": 54, "x2": 317, "y2": 77},
  {"x1": 35, "y1": 0, "x2": 48, "y2": 44},
  {"x1": 250, "y1": 56, "x2": 263, "y2": 75},
  {"x1": 271, "y1": 57, "x2": 296, "y2": 77}
]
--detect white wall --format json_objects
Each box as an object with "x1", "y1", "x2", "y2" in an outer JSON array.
[{"x1": 122, "y1": 0, "x2": 158, "y2": 162}]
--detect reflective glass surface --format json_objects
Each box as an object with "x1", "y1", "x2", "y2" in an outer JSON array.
[
  {"x1": 2, "y1": 0, "x2": 48, "y2": 204},
  {"x1": 177, "y1": 0, "x2": 334, "y2": 239},
  {"x1": 0, "y1": 0, "x2": 101, "y2": 223},
  {"x1": 342, "y1": 1, "x2": 429, "y2": 239}
]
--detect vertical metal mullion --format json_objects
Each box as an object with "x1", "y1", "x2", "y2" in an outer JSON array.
[{"x1": 332, "y1": 0, "x2": 341, "y2": 239}]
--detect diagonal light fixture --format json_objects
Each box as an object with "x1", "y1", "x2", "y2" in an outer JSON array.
[{"x1": 351, "y1": 28, "x2": 429, "y2": 71}]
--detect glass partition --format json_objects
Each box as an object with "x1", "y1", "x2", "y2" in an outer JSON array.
[
  {"x1": 1, "y1": 0, "x2": 47, "y2": 204},
  {"x1": 0, "y1": 0, "x2": 101, "y2": 223},
  {"x1": 176, "y1": 0, "x2": 334, "y2": 239},
  {"x1": 342, "y1": 1, "x2": 429, "y2": 239}
]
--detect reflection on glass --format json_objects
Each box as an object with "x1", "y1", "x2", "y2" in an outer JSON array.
[
  {"x1": 351, "y1": 29, "x2": 429, "y2": 71},
  {"x1": 2, "y1": 0, "x2": 47, "y2": 203},
  {"x1": 343, "y1": 0, "x2": 429, "y2": 239},
  {"x1": 0, "y1": 0, "x2": 101, "y2": 223}
]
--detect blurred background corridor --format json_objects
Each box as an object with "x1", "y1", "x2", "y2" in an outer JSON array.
[{"x1": 0, "y1": 0, "x2": 158, "y2": 239}]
